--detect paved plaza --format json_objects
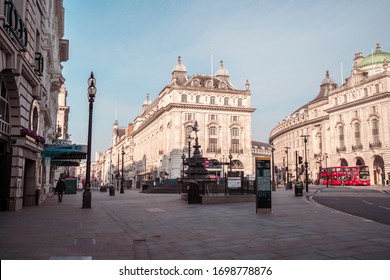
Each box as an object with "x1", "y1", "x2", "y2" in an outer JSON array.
[{"x1": 1, "y1": 186, "x2": 390, "y2": 260}]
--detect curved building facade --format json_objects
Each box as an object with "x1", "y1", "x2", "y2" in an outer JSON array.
[{"x1": 269, "y1": 43, "x2": 390, "y2": 186}]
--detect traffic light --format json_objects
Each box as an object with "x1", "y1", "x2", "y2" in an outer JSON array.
[{"x1": 298, "y1": 156, "x2": 303, "y2": 164}]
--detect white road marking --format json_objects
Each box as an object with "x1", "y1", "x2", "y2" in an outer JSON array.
[{"x1": 362, "y1": 200, "x2": 374, "y2": 205}]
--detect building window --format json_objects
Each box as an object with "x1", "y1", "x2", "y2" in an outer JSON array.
[
  {"x1": 375, "y1": 84, "x2": 380, "y2": 93},
  {"x1": 181, "y1": 94, "x2": 187, "y2": 102},
  {"x1": 338, "y1": 126, "x2": 345, "y2": 148},
  {"x1": 364, "y1": 88, "x2": 368, "y2": 97},
  {"x1": 0, "y1": 78, "x2": 10, "y2": 135},
  {"x1": 185, "y1": 113, "x2": 194, "y2": 121},
  {"x1": 231, "y1": 128, "x2": 240, "y2": 153},
  {"x1": 208, "y1": 114, "x2": 218, "y2": 122},
  {"x1": 318, "y1": 134, "x2": 322, "y2": 151},
  {"x1": 208, "y1": 127, "x2": 218, "y2": 153},
  {"x1": 210, "y1": 96, "x2": 216, "y2": 104},
  {"x1": 354, "y1": 123, "x2": 361, "y2": 146},
  {"x1": 231, "y1": 115, "x2": 239, "y2": 123},
  {"x1": 196, "y1": 95, "x2": 201, "y2": 103},
  {"x1": 372, "y1": 119, "x2": 379, "y2": 143},
  {"x1": 237, "y1": 98, "x2": 243, "y2": 106},
  {"x1": 224, "y1": 97, "x2": 229, "y2": 105},
  {"x1": 32, "y1": 107, "x2": 39, "y2": 132}
]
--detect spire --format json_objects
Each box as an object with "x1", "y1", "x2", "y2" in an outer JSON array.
[
  {"x1": 375, "y1": 42, "x2": 381, "y2": 53},
  {"x1": 245, "y1": 79, "x2": 250, "y2": 90}
]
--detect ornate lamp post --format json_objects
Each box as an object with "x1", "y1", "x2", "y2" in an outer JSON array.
[
  {"x1": 228, "y1": 152, "x2": 233, "y2": 173},
  {"x1": 181, "y1": 153, "x2": 186, "y2": 193},
  {"x1": 82, "y1": 72, "x2": 97, "y2": 209},
  {"x1": 301, "y1": 135, "x2": 309, "y2": 192},
  {"x1": 120, "y1": 146, "x2": 125, "y2": 193},
  {"x1": 187, "y1": 134, "x2": 192, "y2": 159}
]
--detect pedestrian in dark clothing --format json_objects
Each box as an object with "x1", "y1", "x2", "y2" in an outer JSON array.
[{"x1": 56, "y1": 178, "x2": 65, "y2": 202}]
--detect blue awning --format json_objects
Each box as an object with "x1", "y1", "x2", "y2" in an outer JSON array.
[{"x1": 43, "y1": 144, "x2": 87, "y2": 160}]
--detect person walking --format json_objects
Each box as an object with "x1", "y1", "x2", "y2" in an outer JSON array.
[{"x1": 56, "y1": 177, "x2": 65, "y2": 202}]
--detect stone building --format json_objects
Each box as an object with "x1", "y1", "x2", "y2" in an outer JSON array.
[
  {"x1": 131, "y1": 57, "x2": 255, "y2": 185},
  {"x1": 0, "y1": 0, "x2": 68, "y2": 210},
  {"x1": 269, "y1": 43, "x2": 390, "y2": 185}
]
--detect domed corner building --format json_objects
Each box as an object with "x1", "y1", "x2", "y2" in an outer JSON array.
[{"x1": 269, "y1": 43, "x2": 390, "y2": 186}]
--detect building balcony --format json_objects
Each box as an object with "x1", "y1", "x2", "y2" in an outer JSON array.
[
  {"x1": 336, "y1": 146, "x2": 346, "y2": 153},
  {"x1": 230, "y1": 148, "x2": 244, "y2": 154},
  {"x1": 369, "y1": 141, "x2": 382, "y2": 149},
  {"x1": 352, "y1": 144, "x2": 363, "y2": 151},
  {"x1": 206, "y1": 147, "x2": 221, "y2": 153}
]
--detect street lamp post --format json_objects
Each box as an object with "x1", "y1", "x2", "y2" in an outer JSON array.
[
  {"x1": 82, "y1": 72, "x2": 97, "y2": 209},
  {"x1": 271, "y1": 144, "x2": 276, "y2": 191},
  {"x1": 324, "y1": 153, "x2": 329, "y2": 188},
  {"x1": 181, "y1": 153, "x2": 186, "y2": 193},
  {"x1": 120, "y1": 146, "x2": 125, "y2": 193},
  {"x1": 228, "y1": 152, "x2": 233, "y2": 173},
  {"x1": 301, "y1": 135, "x2": 309, "y2": 192},
  {"x1": 187, "y1": 134, "x2": 192, "y2": 159},
  {"x1": 285, "y1": 147, "x2": 290, "y2": 187}
]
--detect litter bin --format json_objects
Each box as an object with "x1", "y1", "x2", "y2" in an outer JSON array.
[
  {"x1": 188, "y1": 182, "x2": 201, "y2": 204},
  {"x1": 294, "y1": 181, "x2": 303, "y2": 196},
  {"x1": 109, "y1": 185, "x2": 115, "y2": 196}
]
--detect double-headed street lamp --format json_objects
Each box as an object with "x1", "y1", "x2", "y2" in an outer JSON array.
[
  {"x1": 120, "y1": 146, "x2": 125, "y2": 193},
  {"x1": 82, "y1": 72, "x2": 97, "y2": 209}
]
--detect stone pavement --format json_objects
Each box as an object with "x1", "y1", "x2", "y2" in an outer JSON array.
[{"x1": 1, "y1": 185, "x2": 390, "y2": 260}]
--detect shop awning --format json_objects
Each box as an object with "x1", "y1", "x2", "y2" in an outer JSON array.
[{"x1": 43, "y1": 144, "x2": 87, "y2": 160}]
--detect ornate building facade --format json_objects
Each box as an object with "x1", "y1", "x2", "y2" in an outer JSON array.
[
  {"x1": 0, "y1": 0, "x2": 68, "y2": 210},
  {"x1": 130, "y1": 57, "x2": 255, "y2": 185},
  {"x1": 269, "y1": 43, "x2": 390, "y2": 186}
]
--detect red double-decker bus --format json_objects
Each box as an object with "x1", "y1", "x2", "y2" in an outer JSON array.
[{"x1": 320, "y1": 165, "x2": 370, "y2": 186}]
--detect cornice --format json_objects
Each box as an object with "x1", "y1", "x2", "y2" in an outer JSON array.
[
  {"x1": 325, "y1": 92, "x2": 390, "y2": 113},
  {"x1": 269, "y1": 115, "x2": 328, "y2": 143},
  {"x1": 132, "y1": 103, "x2": 255, "y2": 137}
]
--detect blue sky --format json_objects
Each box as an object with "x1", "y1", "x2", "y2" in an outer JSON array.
[{"x1": 62, "y1": 0, "x2": 390, "y2": 156}]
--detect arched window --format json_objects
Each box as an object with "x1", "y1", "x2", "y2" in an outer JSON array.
[
  {"x1": 0, "y1": 77, "x2": 10, "y2": 134},
  {"x1": 338, "y1": 126, "x2": 345, "y2": 150},
  {"x1": 208, "y1": 127, "x2": 218, "y2": 153},
  {"x1": 354, "y1": 123, "x2": 361, "y2": 146},
  {"x1": 32, "y1": 107, "x2": 39, "y2": 132},
  {"x1": 371, "y1": 119, "x2": 380, "y2": 146},
  {"x1": 181, "y1": 94, "x2": 187, "y2": 102},
  {"x1": 224, "y1": 97, "x2": 229, "y2": 105},
  {"x1": 231, "y1": 128, "x2": 240, "y2": 153}
]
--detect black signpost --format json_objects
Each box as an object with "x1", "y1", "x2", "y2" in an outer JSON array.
[{"x1": 255, "y1": 157, "x2": 272, "y2": 213}]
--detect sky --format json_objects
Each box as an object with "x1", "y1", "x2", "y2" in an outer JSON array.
[{"x1": 62, "y1": 0, "x2": 390, "y2": 157}]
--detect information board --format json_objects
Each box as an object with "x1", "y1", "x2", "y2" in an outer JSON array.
[{"x1": 255, "y1": 157, "x2": 271, "y2": 213}]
